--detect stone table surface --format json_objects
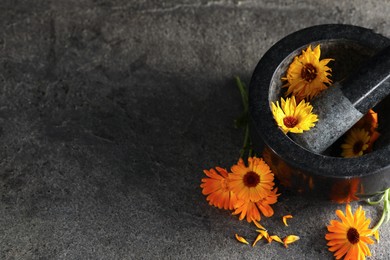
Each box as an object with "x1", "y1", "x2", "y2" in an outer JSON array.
[{"x1": 0, "y1": 0, "x2": 389, "y2": 259}]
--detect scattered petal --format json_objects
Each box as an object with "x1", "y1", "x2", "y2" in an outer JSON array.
[
  {"x1": 253, "y1": 219, "x2": 266, "y2": 230},
  {"x1": 283, "y1": 235, "x2": 300, "y2": 248},
  {"x1": 282, "y1": 215, "x2": 293, "y2": 226},
  {"x1": 235, "y1": 234, "x2": 249, "y2": 245},
  {"x1": 252, "y1": 234, "x2": 263, "y2": 247},
  {"x1": 373, "y1": 230, "x2": 380, "y2": 243},
  {"x1": 270, "y1": 235, "x2": 283, "y2": 244},
  {"x1": 258, "y1": 230, "x2": 272, "y2": 243}
]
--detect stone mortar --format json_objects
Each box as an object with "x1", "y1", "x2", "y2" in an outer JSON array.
[{"x1": 249, "y1": 24, "x2": 390, "y2": 201}]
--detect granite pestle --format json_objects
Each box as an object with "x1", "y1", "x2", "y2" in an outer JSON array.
[{"x1": 291, "y1": 45, "x2": 390, "y2": 154}]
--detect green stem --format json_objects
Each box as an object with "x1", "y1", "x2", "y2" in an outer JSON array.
[
  {"x1": 248, "y1": 146, "x2": 253, "y2": 158},
  {"x1": 235, "y1": 76, "x2": 248, "y2": 112},
  {"x1": 367, "y1": 194, "x2": 385, "y2": 205},
  {"x1": 240, "y1": 124, "x2": 250, "y2": 159},
  {"x1": 235, "y1": 76, "x2": 251, "y2": 160},
  {"x1": 371, "y1": 189, "x2": 389, "y2": 232}
]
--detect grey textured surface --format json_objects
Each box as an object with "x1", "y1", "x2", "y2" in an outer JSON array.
[{"x1": 0, "y1": 0, "x2": 389, "y2": 259}]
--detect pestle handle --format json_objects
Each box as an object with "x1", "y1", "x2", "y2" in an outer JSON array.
[{"x1": 341, "y1": 45, "x2": 390, "y2": 113}]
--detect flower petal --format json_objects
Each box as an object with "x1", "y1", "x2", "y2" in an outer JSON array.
[
  {"x1": 235, "y1": 234, "x2": 249, "y2": 245},
  {"x1": 270, "y1": 235, "x2": 283, "y2": 244},
  {"x1": 253, "y1": 219, "x2": 266, "y2": 230},
  {"x1": 372, "y1": 229, "x2": 380, "y2": 243},
  {"x1": 252, "y1": 234, "x2": 263, "y2": 247},
  {"x1": 283, "y1": 235, "x2": 300, "y2": 248},
  {"x1": 282, "y1": 215, "x2": 293, "y2": 226}
]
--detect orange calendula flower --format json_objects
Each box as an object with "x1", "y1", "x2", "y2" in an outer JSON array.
[
  {"x1": 232, "y1": 188, "x2": 279, "y2": 223},
  {"x1": 256, "y1": 188, "x2": 280, "y2": 217},
  {"x1": 229, "y1": 157, "x2": 274, "y2": 202},
  {"x1": 235, "y1": 234, "x2": 249, "y2": 245},
  {"x1": 341, "y1": 128, "x2": 370, "y2": 158},
  {"x1": 200, "y1": 167, "x2": 237, "y2": 210},
  {"x1": 353, "y1": 109, "x2": 380, "y2": 153},
  {"x1": 354, "y1": 109, "x2": 378, "y2": 133},
  {"x1": 283, "y1": 235, "x2": 300, "y2": 248},
  {"x1": 271, "y1": 96, "x2": 318, "y2": 134},
  {"x1": 325, "y1": 204, "x2": 374, "y2": 260},
  {"x1": 282, "y1": 45, "x2": 333, "y2": 101},
  {"x1": 233, "y1": 199, "x2": 262, "y2": 223},
  {"x1": 283, "y1": 215, "x2": 293, "y2": 226}
]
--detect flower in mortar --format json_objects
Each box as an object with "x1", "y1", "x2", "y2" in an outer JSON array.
[
  {"x1": 282, "y1": 45, "x2": 333, "y2": 101},
  {"x1": 271, "y1": 96, "x2": 318, "y2": 134},
  {"x1": 341, "y1": 128, "x2": 370, "y2": 158}
]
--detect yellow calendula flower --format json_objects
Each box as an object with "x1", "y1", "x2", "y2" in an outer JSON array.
[
  {"x1": 271, "y1": 96, "x2": 318, "y2": 134},
  {"x1": 282, "y1": 45, "x2": 333, "y2": 101},
  {"x1": 341, "y1": 128, "x2": 370, "y2": 158},
  {"x1": 353, "y1": 109, "x2": 380, "y2": 153},
  {"x1": 325, "y1": 204, "x2": 374, "y2": 260}
]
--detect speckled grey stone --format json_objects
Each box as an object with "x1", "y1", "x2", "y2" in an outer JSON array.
[
  {"x1": 1, "y1": 1, "x2": 390, "y2": 259},
  {"x1": 292, "y1": 85, "x2": 364, "y2": 153}
]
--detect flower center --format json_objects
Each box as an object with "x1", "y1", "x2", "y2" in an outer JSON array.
[
  {"x1": 353, "y1": 141, "x2": 364, "y2": 154},
  {"x1": 347, "y1": 227, "x2": 360, "y2": 244},
  {"x1": 243, "y1": 171, "x2": 260, "y2": 188},
  {"x1": 301, "y1": 64, "x2": 317, "y2": 82},
  {"x1": 283, "y1": 116, "x2": 299, "y2": 128}
]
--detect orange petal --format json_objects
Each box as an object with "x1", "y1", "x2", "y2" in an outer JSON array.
[
  {"x1": 258, "y1": 229, "x2": 269, "y2": 238},
  {"x1": 258, "y1": 230, "x2": 272, "y2": 243},
  {"x1": 252, "y1": 234, "x2": 263, "y2": 247},
  {"x1": 373, "y1": 229, "x2": 380, "y2": 243},
  {"x1": 283, "y1": 235, "x2": 300, "y2": 248},
  {"x1": 235, "y1": 234, "x2": 249, "y2": 245},
  {"x1": 253, "y1": 219, "x2": 266, "y2": 230},
  {"x1": 270, "y1": 235, "x2": 283, "y2": 244},
  {"x1": 283, "y1": 215, "x2": 293, "y2": 226}
]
